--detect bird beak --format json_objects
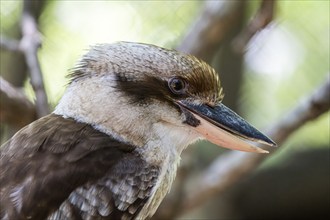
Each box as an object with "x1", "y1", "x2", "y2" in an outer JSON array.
[{"x1": 177, "y1": 100, "x2": 276, "y2": 153}]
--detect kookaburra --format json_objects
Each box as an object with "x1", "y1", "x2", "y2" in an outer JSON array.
[{"x1": 0, "y1": 42, "x2": 275, "y2": 220}]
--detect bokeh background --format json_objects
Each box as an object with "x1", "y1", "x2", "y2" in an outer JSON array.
[{"x1": 1, "y1": 1, "x2": 329, "y2": 219}]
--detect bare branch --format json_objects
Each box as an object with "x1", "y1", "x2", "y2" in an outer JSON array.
[
  {"x1": 177, "y1": 1, "x2": 244, "y2": 63},
  {"x1": 0, "y1": 76, "x2": 37, "y2": 129},
  {"x1": 267, "y1": 77, "x2": 330, "y2": 146},
  {"x1": 19, "y1": 0, "x2": 49, "y2": 117},
  {"x1": 0, "y1": 35, "x2": 21, "y2": 52},
  {"x1": 0, "y1": 0, "x2": 48, "y2": 119},
  {"x1": 232, "y1": 0, "x2": 275, "y2": 54},
  {"x1": 180, "y1": 76, "x2": 330, "y2": 214}
]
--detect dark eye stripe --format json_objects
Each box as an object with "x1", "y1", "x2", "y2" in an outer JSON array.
[{"x1": 114, "y1": 74, "x2": 170, "y2": 104}]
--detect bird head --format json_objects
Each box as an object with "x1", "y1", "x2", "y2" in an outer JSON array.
[{"x1": 54, "y1": 42, "x2": 275, "y2": 159}]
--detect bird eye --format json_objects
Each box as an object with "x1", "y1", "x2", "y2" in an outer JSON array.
[{"x1": 168, "y1": 77, "x2": 187, "y2": 95}]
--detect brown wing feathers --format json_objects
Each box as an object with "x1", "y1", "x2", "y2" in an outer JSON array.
[{"x1": 0, "y1": 114, "x2": 159, "y2": 220}]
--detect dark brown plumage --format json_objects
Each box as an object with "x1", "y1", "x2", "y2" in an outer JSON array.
[{"x1": 0, "y1": 114, "x2": 159, "y2": 219}]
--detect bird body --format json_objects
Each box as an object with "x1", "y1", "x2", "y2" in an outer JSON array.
[
  {"x1": 1, "y1": 114, "x2": 162, "y2": 219},
  {"x1": 0, "y1": 42, "x2": 275, "y2": 220}
]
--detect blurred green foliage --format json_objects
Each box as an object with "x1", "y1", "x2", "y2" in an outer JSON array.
[
  {"x1": 1, "y1": 0, "x2": 201, "y2": 105},
  {"x1": 0, "y1": 0, "x2": 329, "y2": 155}
]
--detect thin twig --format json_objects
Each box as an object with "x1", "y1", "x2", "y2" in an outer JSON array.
[
  {"x1": 180, "y1": 76, "x2": 330, "y2": 214},
  {"x1": 19, "y1": 0, "x2": 49, "y2": 117},
  {"x1": 232, "y1": 0, "x2": 275, "y2": 54}
]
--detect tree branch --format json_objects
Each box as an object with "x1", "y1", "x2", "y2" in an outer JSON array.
[
  {"x1": 0, "y1": 1, "x2": 49, "y2": 119},
  {"x1": 177, "y1": 1, "x2": 244, "y2": 63},
  {"x1": 19, "y1": 0, "x2": 49, "y2": 117},
  {"x1": 179, "y1": 76, "x2": 330, "y2": 214},
  {"x1": 232, "y1": 0, "x2": 276, "y2": 54},
  {"x1": 0, "y1": 76, "x2": 37, "y2": 129}
]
